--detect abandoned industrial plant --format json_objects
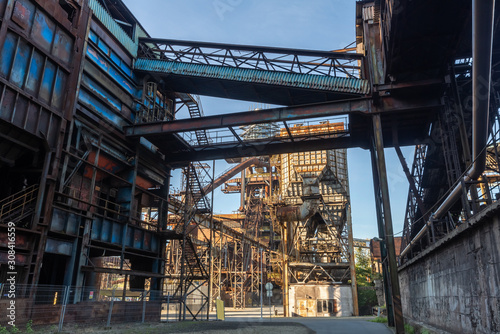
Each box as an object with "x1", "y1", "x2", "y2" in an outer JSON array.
[{"x1": 0, "y1": 0, "x2": 499, "y2": 333}]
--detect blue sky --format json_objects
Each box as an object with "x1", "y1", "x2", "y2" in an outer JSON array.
[{"x1": 122, "y1": 0, "x2": 414, "y2": 239}]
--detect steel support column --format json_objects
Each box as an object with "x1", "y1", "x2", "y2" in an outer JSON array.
[
  {"x1": 208, "y1": 160, "x2": 216, "y2": 313},
  {"x1": 370, "y1": 146, "x2": 394, "y2": 326},
  {"x1": 372, "y1": 114, "x2": 404, "y2": 333},
  {"x1": 346, "y1": 205, "x2": 359, "y2": 316},
  {"x1": 282, "y1": 220, "x2": 289, "y2": 317}
]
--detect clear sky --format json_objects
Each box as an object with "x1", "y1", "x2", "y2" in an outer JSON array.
[{"x1": 122, "y1": 0, "x2": 414, "y2": 239}]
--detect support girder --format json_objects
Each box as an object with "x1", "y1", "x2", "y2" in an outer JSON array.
[
  {"x1": 125, "y1": 95, "x2": 440, "y2": 136},
  {"x1": 125, "y1": 98, "x2": 370, "y2": 137}
]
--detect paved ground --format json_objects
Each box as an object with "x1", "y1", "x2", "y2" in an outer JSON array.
[
  {"x1": 280, "y1": 317, "x2": 393, "y2": 334},
  {"x1": 35, "y1": 306, "x2": 391, "y2": 333},
  {"x1": 224, "y1": 307, "x2": 393, "y2": 334}
]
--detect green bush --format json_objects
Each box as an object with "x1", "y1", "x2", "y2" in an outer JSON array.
[
  {"x1": 358, "y1": 288, "x2": 378, "y2": 307},
  {"x1": 405, "y1": 323, "x2": 415, "y2": 334},
  {"x1": 26, "y1": 320, "x2": 34, "y2": 333}
]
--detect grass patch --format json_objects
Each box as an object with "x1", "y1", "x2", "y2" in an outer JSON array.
[
  {"x1": 370, "y1": 317, "x2": 388, "y2": 323},
  {"x1": 404, "y1": 323, "x2": 415, "y2": 334}
]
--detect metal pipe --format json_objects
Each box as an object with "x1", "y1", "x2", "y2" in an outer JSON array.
[{"x1": 432, "y1": 0, "x2": 495, "y2": 220}]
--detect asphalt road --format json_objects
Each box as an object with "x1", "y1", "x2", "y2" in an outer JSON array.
[
  {"x1": 224, "y1": 307, "x2": 393, "y2": 334},
  {"x1": 283, "y1": 317, "x2": 393, "y2": 334}
]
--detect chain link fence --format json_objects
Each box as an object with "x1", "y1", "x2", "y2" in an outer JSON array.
[{"x1": 0, "y1": 284, "x2": 209, "y2": 332}]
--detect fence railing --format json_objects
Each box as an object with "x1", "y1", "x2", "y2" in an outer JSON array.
[{"x1": 0, "y1": 284, "x2": 209, "y2": 332}]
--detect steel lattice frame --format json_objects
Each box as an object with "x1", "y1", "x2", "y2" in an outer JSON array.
[{"x1": 138, "y1": 39, "x2": 362, "y2": 79}]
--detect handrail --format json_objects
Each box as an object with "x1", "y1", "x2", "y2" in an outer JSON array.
[{"x1": 0, "y1": 185, "x2": 39, "y2": 222}]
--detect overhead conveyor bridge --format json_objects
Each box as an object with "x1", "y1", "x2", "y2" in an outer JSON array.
[{"x1": 135, "y1": 38, "x2": 369, "y2": 105}]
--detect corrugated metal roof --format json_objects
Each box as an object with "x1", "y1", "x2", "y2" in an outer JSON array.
[
  {"x1": 135, "y1": 58, "x2": 370, "y2": 95},
  {"x1": 363, "y1": 4, "x2": 375, "y2": 22},
  {"x1": 88, "y1": 0, "x2": 138, "y2": 57}
]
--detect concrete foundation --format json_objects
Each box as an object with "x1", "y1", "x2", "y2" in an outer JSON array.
[
  {"x1": 288, "y1": 284, "x2": 353, "y2": 317},
  {"x1": 399, "y1": 205, "x2": 500, "y2": 334}
]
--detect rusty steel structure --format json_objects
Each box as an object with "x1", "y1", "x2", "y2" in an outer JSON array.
[
  {"x1": 0, "y1": 0, "x2": 499, "y2": 332},
  {"x1": 271, "y1": 123, "x2": 358, "y2": 317}
]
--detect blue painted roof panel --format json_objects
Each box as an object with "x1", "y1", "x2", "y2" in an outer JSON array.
[{"x1": 135, "y1": 58, "x2": 370, "y2": 96}]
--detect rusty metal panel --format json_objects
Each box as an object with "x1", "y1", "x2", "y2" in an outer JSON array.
[
  {"x1": 12, "y1": 0, "x2": 32, "y2": 31},
  {"x1": 150, "y1": 235, "x2": 158, "y2": 252},
  {"x1": 125, "y1": 227, "x2": 133, "y2": 247},
  {"x1": 0, "y1": 0, "x2": 85, "y2": 137},
  {"x1": 31, "y1": 9, "x2": 55, "y2": 52},
  {"x1": 86, "y1": 45, "x2": 135, "y2": 96},
  {"x1": 133, "y1": 229, "x2": 142, "y2": 249},
  {"x1": 0, "y1": 230, "x2": 31, "y2": 249},
  {"x1": 0, "y1": 32, "x2": 17, "y2": 78},
  {"x1": 25, "y1": 101, "x2": 38, "y2": 132},
  {"x1": 0, "y1": 86, "x2": 16, "y2": 121},
  {"x1": 50, "y1": 208, "x2": 80, "y2": 235},
  {"x1": 101, "y1": 219, "x2": 111, "y2": 243},
  {"x1": 25, "y1": 49, "x2": 44, "y2": 95},
  {"x1": 39, "y1": 59, "x2": 56, "y2": 104},
  {"x1": 78, "y1": 88, "x2": 127, "y2": 129},
  {"x1": 52, "y1": 68, "x2": 66, "y2": 109},
  {"x1": 0, "y1": 251, "x2": 28, "y2": 265},
  {"x1": 143, "y1": 231, "x2": 151, "y2": 251},
  {"x1": 91, "y1": 218, "x2": 102, "y2": 240},
  {"x1": 111, "y1": 222, "x2": 122, "y2": 244},
  {"x1": 12, "y1": 94, "x2": 28, "y2": 128},
  {"x1": 11, "y1": 37, "x2": 30, "y2": 87},
  {"x1": 45, "y1": 238, "x2": 73, "y2": 256},
  {"x1": 81, "y1": 74, "x2": 122, "y2": 111},
  {"x1": 52, "y1": 27, "x2": 72, "y2": 64},
  {"x1": 0, "y1": 0, "x2": 7, "y2": 18}
]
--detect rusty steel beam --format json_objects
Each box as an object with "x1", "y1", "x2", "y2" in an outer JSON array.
[
  {"x1": 372, "y1": 114, "x2": 404, "y2": 334},
  {"x1": 392, "y1": 129, "x2": 428, "y2": 219},
  {"x1": 166, "y1": 136, "x2": 356, "y2": 164},
  {"x1": 283, "y1": 122, "x2": 295, "y2": 142},
  {"x1": 125, "y1": 98, "x2": 370, "y2": 137},
  {"x1": 125, "y1": 96, "x2": 441, "y2": 138}
]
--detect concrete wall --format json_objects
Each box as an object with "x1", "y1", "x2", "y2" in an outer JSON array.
[
  {"x1": 289, "y1": 284, "x2": 353, "y2": 317},
  {"x1": 399, "y1": 212, "x2": 500, "y2": 334}
]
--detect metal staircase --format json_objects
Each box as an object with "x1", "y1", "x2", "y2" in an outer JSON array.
[
  {"x1": 176, "y1": 93, "x2": 210, "y2": 146},
  {"x1": 0, "y1": 185, "x2": 38, "y2": 227},
  {"x1": 170, "y1": 94, "x2": 213, "y2": 320}
]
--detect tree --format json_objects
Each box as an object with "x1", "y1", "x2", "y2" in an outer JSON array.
[{"x1": 355, "y1": 248, "x2": 378, "y2": 314}]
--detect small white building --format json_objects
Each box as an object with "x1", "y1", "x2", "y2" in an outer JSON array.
[{"x1": 289, "y1": 283, "x2": 353, "y2": 317}]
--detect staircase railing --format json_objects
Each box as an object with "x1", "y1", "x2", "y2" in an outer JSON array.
[{"x1": 0, "y1": 185, "x2": 39, "y2": 223}]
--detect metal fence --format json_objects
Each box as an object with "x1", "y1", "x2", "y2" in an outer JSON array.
[{"x1": 0, "y1": 284, "x2": 209, "y2": 332}]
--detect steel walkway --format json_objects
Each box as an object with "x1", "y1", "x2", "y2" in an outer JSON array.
[{"x1": 135, "y1": 39, "x2": 369, "y2": 105}]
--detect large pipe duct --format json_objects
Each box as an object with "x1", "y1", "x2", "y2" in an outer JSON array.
[{"x1": 401, "y1": 0, "x2": 495, "y2": 258}]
